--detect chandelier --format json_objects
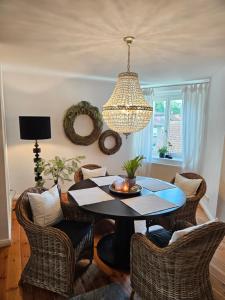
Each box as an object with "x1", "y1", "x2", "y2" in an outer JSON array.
[{"x1": 102, "y1": 36, "x2": 153, "y2": 136}]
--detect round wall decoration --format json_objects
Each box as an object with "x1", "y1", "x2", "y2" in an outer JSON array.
[
  {"x1": 63, "y1": 101, "x2": 103, "y2": 145},
  {"x1": 98, "y1": 130, "x2": 122, "y2": 155}
]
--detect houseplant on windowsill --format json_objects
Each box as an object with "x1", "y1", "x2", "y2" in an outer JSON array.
[
  {"x1": 122, "y1": 155, "x2": 145, "y2": 187},
  {"x1": 158, "y1": 146, "x2": 168, "y2": 158},
  {"x1": 41, "y1": 155, "x2": 85, "y2": 185}
]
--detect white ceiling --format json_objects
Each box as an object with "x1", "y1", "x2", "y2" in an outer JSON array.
[{"x1": 1, "y1": 0, "x2": 225, "y2": 83}]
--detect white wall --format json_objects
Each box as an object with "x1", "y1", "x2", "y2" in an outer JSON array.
[
  {"x1": 201, "y1": 66, "x2": 225, "y2": 219},
  {"x1": 3, "y1": 70, "x2": 132, "y2": 194}
]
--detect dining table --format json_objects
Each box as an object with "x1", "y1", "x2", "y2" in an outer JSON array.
[{"x1": 68, "y1": 176, "x2": 186, "y2": 270}]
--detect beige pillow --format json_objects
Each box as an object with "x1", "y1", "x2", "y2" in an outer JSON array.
[
  {"x1": 174, "y1": 173, "x2": 202, "y2": 197},
  {"x1": 169, "y1": 219, "x2": 217, "y2": 244},
  {"x1": 81, "y1": 167, "x2": 107, "y2": 180},
  {"x1": 28, "y1": 185, "x2": 63, "y2": 226}
]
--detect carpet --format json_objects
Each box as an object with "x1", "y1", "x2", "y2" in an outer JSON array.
[
  {"x1": 72, "y1": 283, "x2": 129, "y2": 300},
  {"x1": 73, "y1": 260, "x2": 111, "y2": 296}
]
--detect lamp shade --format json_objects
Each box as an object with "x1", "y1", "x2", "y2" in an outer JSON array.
[{"x1": 19, "y1": 116, "x2": 51, "y2": 140}]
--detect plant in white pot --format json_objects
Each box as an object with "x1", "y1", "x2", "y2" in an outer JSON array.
[{"x1": 122, "y1": 155, "x2": 145, "y2": 187}]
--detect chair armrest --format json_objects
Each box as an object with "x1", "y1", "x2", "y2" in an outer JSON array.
[
  {"x1": 131, "y1": 233, "x2": 172, "y2": 289},
  {"x1": 131, "y1": 233, "x2": 169, "y2": 258},
  {"x1": 172, "y1": 220, "x2": 193, "y2": 231},
  {"x1": 24, "y1": 220, "x2": 74, "y2": 253}
]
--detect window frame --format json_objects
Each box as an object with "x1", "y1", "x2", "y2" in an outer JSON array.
[{"x1": 150, "y1": 88, "x2": 183, "y2": 162}]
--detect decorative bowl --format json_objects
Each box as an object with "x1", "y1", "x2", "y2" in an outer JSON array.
[{"x1": 109, "y1": 184, "x2": 142, "y2": 195}]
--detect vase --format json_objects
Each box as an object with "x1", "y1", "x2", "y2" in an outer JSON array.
[{"x1": 126, "y1": 177, "x2": 136, "y2": 188}]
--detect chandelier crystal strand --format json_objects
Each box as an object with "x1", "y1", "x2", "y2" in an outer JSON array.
[{"x1": 102, "y1": 36, "x2": 153, "y2": 135}]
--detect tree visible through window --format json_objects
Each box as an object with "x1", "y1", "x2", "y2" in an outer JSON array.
[{"x1": 151, "y1": 93, "x2": 183, "y2": 159}]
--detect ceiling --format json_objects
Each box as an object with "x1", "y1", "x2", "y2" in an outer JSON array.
[{"x1": 1, "y1": 0, "x2": 225, "y2": 83}]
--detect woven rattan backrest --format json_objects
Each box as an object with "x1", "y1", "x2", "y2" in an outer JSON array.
[
  {"x1": 171, "y1": 172, "x2": 206, "y2": 199},
  {"x1": 15, "y1": 187, "x2": 47, "y2": 227},
  {"x1": 170, "y1": 222, "x2": 225, "y2": 267}
]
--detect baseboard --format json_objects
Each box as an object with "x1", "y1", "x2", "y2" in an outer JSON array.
[
  {"x1": 200, "y1": 198, "x2": 214, "y2": 221},
  {"x1": 0, "y1": 238, "x2": 11, "y2": 248}
]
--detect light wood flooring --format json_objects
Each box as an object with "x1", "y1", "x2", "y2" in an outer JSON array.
[{"x1": 0, "y1": 199, "x2": 225, "y2": 300}]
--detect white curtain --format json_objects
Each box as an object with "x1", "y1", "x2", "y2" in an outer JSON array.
[
  {"x1": 132, "y1": 88, "x2": 154, "y2": 176},
  {"x1": 182, "y1": 83, "x2": 209, "y2": 172}
]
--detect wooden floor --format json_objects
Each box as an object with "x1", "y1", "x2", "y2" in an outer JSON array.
[{"x1": 0, "y1": 202, "x2": 225, "y2": 300}]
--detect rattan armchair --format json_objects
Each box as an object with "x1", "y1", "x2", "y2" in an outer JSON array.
[
  {"x1": 146, "y1": 173, "x2": 207, "y2": 231},
  {"x1": 131, "y1": 220, "x2": 225, "y2": 300},
  {"x1": 74, "y1": 164, "x2": 108, "y2": 183},
  {"x1": 15, "y1": 186, "x2": 94, "y2": 297}
]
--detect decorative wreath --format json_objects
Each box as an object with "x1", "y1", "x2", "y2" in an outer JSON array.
[
  {"x1": 98, "y1": 130, "x2": 122, "y2": 155},
  {"x1": 63, "y1": 101, "x2": 103, "y2": 145}
]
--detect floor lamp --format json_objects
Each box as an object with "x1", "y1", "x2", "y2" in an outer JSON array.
[{"x1": 19, "y1": 116, "x2": 51, "y2": 186}]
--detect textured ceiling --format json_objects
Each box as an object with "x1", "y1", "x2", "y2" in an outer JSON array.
[{"x1": 1, "y1": 0, "x2": 225, "y2": 83}]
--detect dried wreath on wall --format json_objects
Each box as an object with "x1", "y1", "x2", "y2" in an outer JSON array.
[
  {"x1": 63, "y1": 101, "x2": 103, "y2": 145},
  {"x1": 98, "y1": 130, "x2": 122, "y2": 155}
]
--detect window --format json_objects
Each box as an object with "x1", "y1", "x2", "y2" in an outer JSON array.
[{"x1": 151, "y1": 90, "x2": 183, "y2": 160}]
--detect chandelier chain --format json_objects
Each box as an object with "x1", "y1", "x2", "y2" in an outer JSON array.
[{"x1": 127, "y1": 43, "x2": 131, "y2": 72}]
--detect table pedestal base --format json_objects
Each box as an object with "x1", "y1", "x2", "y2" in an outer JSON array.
[{"x1": 97, "y1": 219, "x2": 135, "y2": 270}]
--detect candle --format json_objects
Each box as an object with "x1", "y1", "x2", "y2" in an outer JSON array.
[
  {"x1": 123, "y1": 182, "x2": 129, "y2": 192},
  {"x1": 114, "y1": 180, "x2": 123, "y2": 191}
]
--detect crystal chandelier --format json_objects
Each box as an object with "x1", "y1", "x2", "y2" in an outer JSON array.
[{"x1": 102, "y1": 36, "x2": 153, "y2": 136}]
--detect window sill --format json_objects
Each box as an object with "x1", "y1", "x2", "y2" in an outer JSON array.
[{"x1": 151, "y1": 157, "x2": 182, "y2": 167}]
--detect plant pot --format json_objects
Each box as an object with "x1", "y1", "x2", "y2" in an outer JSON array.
[
  {"x1": 165, "y1": 154, "x2": 173, "y2": 159},
  {"x1": 159, "y1": 153, "x2": 165, "y2": 158},
  {"x1": 126, "y1": 177, "x2": 136, "y2": 188}
]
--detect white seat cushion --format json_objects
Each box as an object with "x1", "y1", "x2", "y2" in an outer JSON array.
[
  {"x1": 28, "y1": 185, "x2": 63, "y2": 226},
  {"x1": 174, "y1": 173, "x2": 202, "y2": 197},
  {"x1": 81, "y1": 167, "x2": 107, "y2": 180},
  {"x1": 169, "y1": 219, "x2": 217, "y2": 244}
]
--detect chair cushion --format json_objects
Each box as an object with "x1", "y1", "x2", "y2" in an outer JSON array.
[
  {"x1": 146, "y1": 226, "x2": 172, "y2": 248},
  {"x1": 81, "y1": 167, "x2": 107, "y2": 180},
  {"x1": 169, "y1": 219, "x2": 218, "y2": 244},
  {"x1": 174, "y1": 173, "x2": 202, "y2": 197},
  {"x1": 53, "y1": 220, "x2": 92, "y2": 247},
  {"x1": 27, "y1": 185, "x2": 63, "y2": 226}
]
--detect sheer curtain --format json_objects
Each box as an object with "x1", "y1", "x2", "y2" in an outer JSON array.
[
  {"x1": 132, "y1": 88, "x2": 154, "y2": 176},
  {"x1": 182, "y1": 83, "x2": 209, "y2": 172}
]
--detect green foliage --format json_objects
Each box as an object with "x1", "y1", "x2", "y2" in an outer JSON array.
[
  {"x1": 155, "y1": 101, "x2": 165, "y2": 113},
  {"x1": 122, "y1": 155, "x2": 145, "y2": 178},
  {"x1": 170, "y1": 100, "x2": 182, "y2": 115},
  {"x1": 158, "y1": 146, "x2": 168, "y2": 155},
  {"x1": 41, "y1": 155, "x2": 85, "y2": 184},
  {"x1": 155, "y1": 100, "x2": 182, "y2": 115}
]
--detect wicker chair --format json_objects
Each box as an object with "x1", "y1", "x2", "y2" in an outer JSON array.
[
  {"x1": 146, "y1": 173, "x2": 207, "y2": 231},
  {"x1": 74, "y1": 164, "x2": 108, "y2": 183},
  {"x1": 131, "y1": 220, "x2": 225, "y2": 300},
  {"x1": 15, "y1": 186, "x2": 94, "y2": 297}
]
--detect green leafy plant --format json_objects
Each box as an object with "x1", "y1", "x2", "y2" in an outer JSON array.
[
  {"x1": 122, "y1": 155, "x2": 145, "y2": 178},
  {"x1": 42, "y1": 155, "x2": 85, "y2": 184},
  {"x1": 158, "y1": 146, "x2": 168, "y2": 156}
]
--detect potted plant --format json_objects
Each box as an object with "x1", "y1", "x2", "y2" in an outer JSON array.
[
  {"x1": 158, "y1": 146, "x2": 168, "y2": 158},
  {"x1": 42, "y1": 155, "x2": 85, "y2": 185},
  {"x1": 122, "y1": 155, "x2": 145, "y2": 187}
]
